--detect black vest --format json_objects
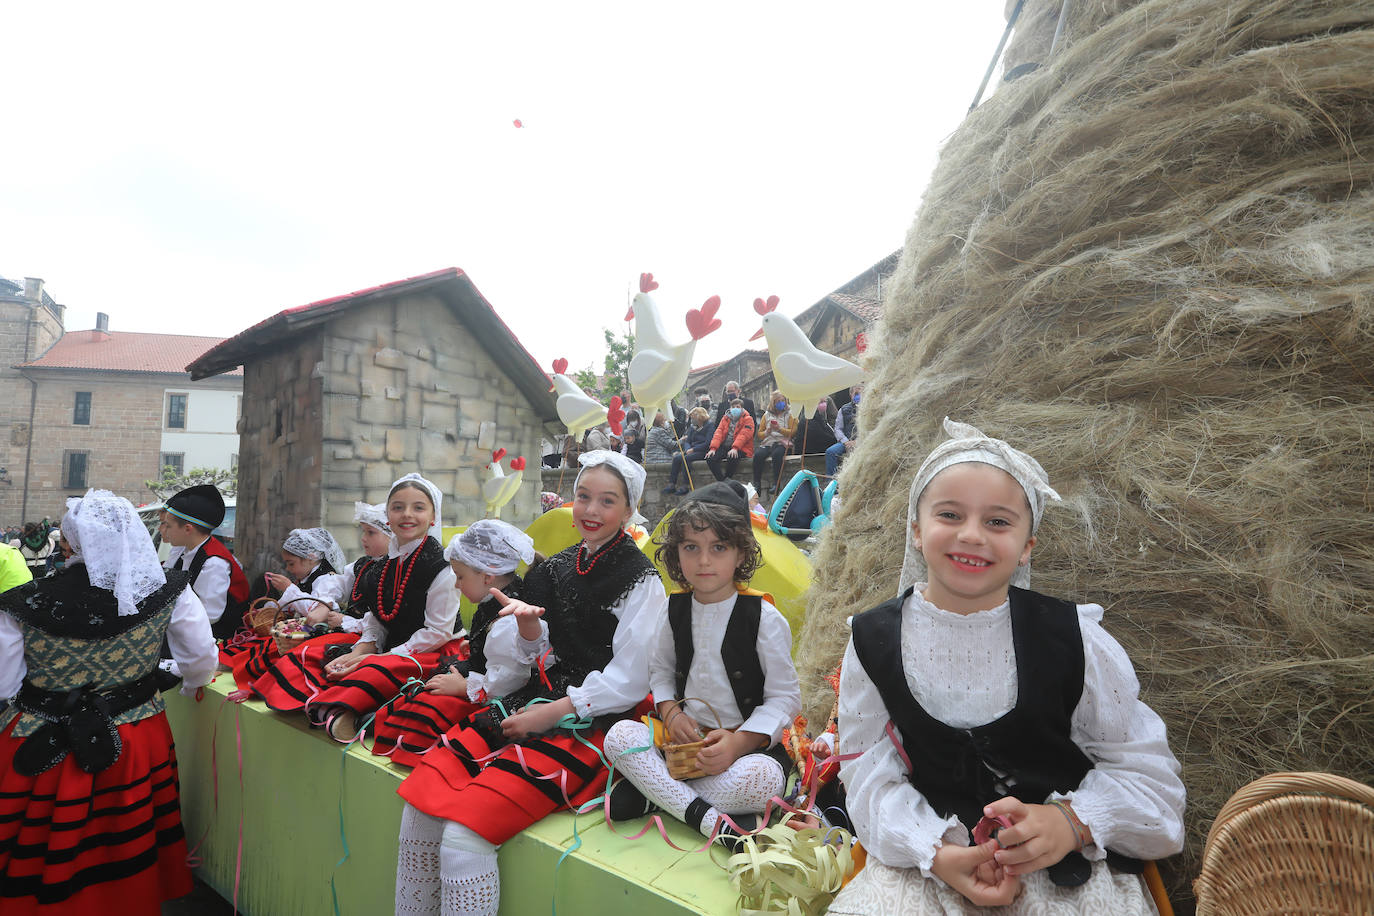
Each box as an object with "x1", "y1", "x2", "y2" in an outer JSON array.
[
  {"x1": 850, "y1": 585, "x2": 1142, "y2": 878},
  {"x1": 668, "y1": 591, "x2": 766, "y2": 721},
  {"x1": 360, "y1": 537, "x2": 448, "y2": 652},
  {"x1": 467, "y1": 577, "x2": 524, "y2": 674}
]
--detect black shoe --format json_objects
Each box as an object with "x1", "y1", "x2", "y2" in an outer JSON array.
[
  {"x1": 606, "y1": 778, "x2": 658, "y2": 820},
  {"x1": 714, "y1": 813, "x2": 761, "y2": 853}
]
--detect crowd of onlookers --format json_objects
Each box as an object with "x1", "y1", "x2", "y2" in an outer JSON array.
[
  {"x1": 541, "y1": 380, "x2": 862, "y2": 504},
  {"x1": 3, "y1": 518, "x2": 66, "y2": 577}
]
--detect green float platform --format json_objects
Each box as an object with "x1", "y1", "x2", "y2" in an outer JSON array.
[{"x1": 165, "y1": 677, "x2": 741, "y2": 915}]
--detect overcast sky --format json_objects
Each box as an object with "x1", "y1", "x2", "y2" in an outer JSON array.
[{"x1": 3, "y1": 2, "x2": 1007, "y2": 376}]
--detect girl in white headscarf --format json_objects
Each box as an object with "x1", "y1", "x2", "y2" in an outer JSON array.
[
  {"x1": 371, "y1": 519, "x2": 544, "y2": 767},
  {"x1": 0, "y1": 490, "x2": 218, "y2": 915},
  {"x1": 394, "y1": 451, "x2": 667, "y2": 915},
  {"x1": 253, "y1": 474, "x2": 461, "y2": 739},
  {"x1": 829, "y1": 420, "x2": 1185, "y2": 916}
]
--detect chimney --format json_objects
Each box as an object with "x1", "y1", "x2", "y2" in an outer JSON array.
[
  {"x1": 23, "y1": 278, "x2": 44, "y2": 302},
  {"x1": 96, "y1": 312, "x2": 109, "y2": 331}
]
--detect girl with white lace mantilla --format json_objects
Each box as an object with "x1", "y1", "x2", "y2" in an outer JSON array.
[{"x1": 829, "y1": 419, "x2": 1184, "y2": 915}]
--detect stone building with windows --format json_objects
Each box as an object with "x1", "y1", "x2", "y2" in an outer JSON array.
[
  {"x1": 1, "y1": 275, "x2": 239, "y2": 525},
  {"x1": 188, "y1": 268, "x2": 559, "y2": 578}
]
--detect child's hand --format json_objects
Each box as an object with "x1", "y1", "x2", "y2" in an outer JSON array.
[
  {"x1": 930, "y1": 841, "x2": 1021, "y2": 907},
  {"x1": 660, "y1": 704, "x2": 703, "y2": 746},
  {"x1": 325, "y1": 648, "x2": 371, "y2": 680},
  {"x1": 696, "y1": 728, "x2": 761, "y2": 776},
  {"x1": 727, "y1": 448, "x2": 739, "y2": 459},
  {"x1": 304, "y1": 606, "x2": 332, "y2": 626},
  {"x1": 985, "y1": 798, "x2": 1090, "y2": 877},
  {"x1": 491, "y1": 588, "x2": 546, "y2": 641},
  {"x1": 264, "y1": 572, "x2": 291, "y2": 594},
  {"x1": 501, "y1": 697, "x2": 572, "y2": 740},
  {"x1": 326, "y1": 611, "x2": 344, "y2": 629},
  {"x1": 426, "y1": 666, "x2": 467, "y2": 697}
]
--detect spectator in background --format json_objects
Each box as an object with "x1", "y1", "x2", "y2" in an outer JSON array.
[
  {"x1": 668, "y1": 397, "x2": 688, "y2": 437},
  {"x1": 792, "y1": 397, "x2": 838, "y2": 455},
  {"x1": 18, "y1": 520, "x2": 55, "y2": 575},
  {"x1": 753, "y1": 390, "x2": 796, "y2": 501},
  {"x1": 664, "y1": 407, "x2": 713, "y2": 495},
  {"x1": 825, "y1": 384, "x2": 863, "y2": 478},
  {"x1": 622, "y1": 409, "x2": 645, "y2": 463},
  {"x1": 583, "y1": 423, "x2": 612, "y2": 454},
  {"x1": 705, "y1": 398, "x2": 756, "y2": 482},
  {"x1": 712, "y1": 380, "x2": 756, "y2": 430},
  {"x1": 644, "y1": 411, "x2": 676, "y2": 465}
]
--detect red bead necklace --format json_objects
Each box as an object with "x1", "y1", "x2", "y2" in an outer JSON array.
[
  {"x1": 376, "y1": 541, "x2": 426, "y2": 622},
  {"x1": 349, "y1": 557, "x2": 376, "y2": 605},
  {"x1": 575, "y1": 528, "x2": 627, "y2": 575}
]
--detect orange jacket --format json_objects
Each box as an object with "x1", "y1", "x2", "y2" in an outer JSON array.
[{"x1": 710, "y1": 412, "x2": 756, "y2": 456}]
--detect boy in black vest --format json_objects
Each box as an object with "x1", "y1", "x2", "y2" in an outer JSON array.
[
  {"x1": 602, "y1": 480, "x2": 801, "y2": 848},
  {"x1": 159, "y1": 485, "x2": 250, "y2": 643}
]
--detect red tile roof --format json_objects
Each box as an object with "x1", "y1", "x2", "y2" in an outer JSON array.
[
  {"x1": 19, "y1": 329, "x2": 240, "y2": 376},
  {"x1": 830, "y1": 291, "x2": 883, "y2": 322}
]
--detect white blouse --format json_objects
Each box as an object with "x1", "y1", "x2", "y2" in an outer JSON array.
[
  {"x1": 0, "y1": 581, "x2": 219, "y2": 700},
  {"x1": 466, "y1": 616, "x2": 537, "y2": 702},
  {"x1": 359, "y1": 538, "x2": 460, "y2": 654},
  {"x1": 648, "y1": 593, "x2": 800, "y2": 745},
  {"x1": 837, "y1": 586, "x2": 1185, "y2": 874},
  {"x1": 517, "y1": 574, "x2": 668, "y2": 719}
]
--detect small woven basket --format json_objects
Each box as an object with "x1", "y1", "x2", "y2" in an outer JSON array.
[
  {"x1": 1194, "y1": 771, "x2": 1374, "y2": 915},
  {"x1": 661, "y1": 698, "x2": 723, "y2": 781}
]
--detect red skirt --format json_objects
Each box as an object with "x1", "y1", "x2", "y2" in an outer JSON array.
[
  {"x1": 0, "y1": 712, "x2": 192, "y2": 915},
  {"x1": 370, "y1": 691, "x2": 481, "y2": 767},
  {"x1": 250, "y1": 634, "x2": 361, "y2": 712},
  {"x1": 219, "y1": 631, "x2": 357, "y2": 690},
  {"x1": 397, "y1": 713, "x2": 613, "y2": 846},
  {"x1": 253, "y1": 638, "x2": 465, "y2": 720}
]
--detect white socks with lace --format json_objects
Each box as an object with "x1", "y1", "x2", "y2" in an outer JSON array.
[
  {"x1": 603, "y1": 719, "x2": 785, "y2": 838},
  {"x1": 396, "y1": 803, "x2": 443, "y2": 915},
  {"x1": 395, "y1": 804, "x2": 500, "y2": 916}
]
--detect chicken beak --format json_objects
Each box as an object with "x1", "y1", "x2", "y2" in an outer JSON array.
[
  {"x1": 624, "y1": 306, "x2": 635, "y2": 322},
  {"x1": 749, "y1": 327, "x2": 764, "y2": 341}
]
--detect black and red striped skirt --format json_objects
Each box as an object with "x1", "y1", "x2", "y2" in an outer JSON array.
[
  {"x1": 397, "y1": 712, "x2": 613, "y2": 846},
  {"x1": 219, "y1": 631, "x2": 357, "y2": 690},
  {"x1": 370, "y1": 691, "x2": 481, "y2": 767},
  {"x1": 0, "y1": 712, "x2": 192, "y2": 915},
  {"x1": 253, "y1": 639, "x2": 465, "y2": 721}
]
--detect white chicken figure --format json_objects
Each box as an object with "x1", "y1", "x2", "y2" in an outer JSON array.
[
  {"x1": 751, "y1": 295, "x2": 864, "y2": 405},
  {"x1": 549, "y1": 357, "x2": 610, "y2": 439},
  {"x1": 483, "y1": 448, "x2": 526, "y2": 519},
  {"x1": 626, "y1": 272, "x2": 721, "y2": 422}
]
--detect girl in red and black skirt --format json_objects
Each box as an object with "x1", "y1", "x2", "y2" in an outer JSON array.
[
  {"x1": 252, "y1": 474, "x2": 461, "y2": 738},
  {"x1": 0, "y1": 490, "x2": 219, "y2": 915},
  {"x1": 393, "y1": 451, "x2": 667, "y2": 916},
  {"x1": 371, "y1": 519, "x2": 541, "y2": 766}
]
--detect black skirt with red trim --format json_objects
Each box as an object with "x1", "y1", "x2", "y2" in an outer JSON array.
[
  {"x1": 370, "y1": 691, "x2": 482, "y2": 767},
  {"x1": 0, "y1": 712, "x2": 192, "y2": 915},
  {"x1": 306, "y1": 639, "x2": 466, "y2": 725},
  {"x1": 250, "y1": 634, "x2": 361, "y2": 712},
  {"x1": 397, "y1": 711, "x2": 614, "y2": 846},
  {"x1": 219, "y1": 631, "x2": 357, "y2": 690}
]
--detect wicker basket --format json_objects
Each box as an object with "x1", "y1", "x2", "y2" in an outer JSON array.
[
  {"x1": 243, "y1": 597, "x2": 283, "y2": 637},
  {"x1": 1194, "y1": 771, "x2": 1374, "y2": 915},
  {"x1": 661, "y1": 698, "x2": 723, "y2": 781}
]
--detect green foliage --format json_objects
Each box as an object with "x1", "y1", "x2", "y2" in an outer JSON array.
[
  {"x1": 145, "y1": 466, "x2": 237, "y2": 501},
  {"x1": 572, "y1": 366, "x2": 601, "y2": 399},
  {"x1": 601, "y1": 327, "x2": 634, "y2": 401}
]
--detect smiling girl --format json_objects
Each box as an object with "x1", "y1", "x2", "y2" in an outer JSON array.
[
  {"x1": 253, "y1": 474, "x2": 461, "y2": 737},
  {"x1": 393, "y1": 451, "x2": 666, "y2": 916},
  {"x1": 828, "y1": 420, "x2": 1184, "y2": 915}
]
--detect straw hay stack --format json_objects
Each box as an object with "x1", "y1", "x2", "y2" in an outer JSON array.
[{"x1": 797, "y1": 0, "x2": 1374, "y2": 903}]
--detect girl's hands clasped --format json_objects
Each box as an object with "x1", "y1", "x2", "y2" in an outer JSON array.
[{"x1": 930, "y1": 841, "x2": 1021, "y2": 907}]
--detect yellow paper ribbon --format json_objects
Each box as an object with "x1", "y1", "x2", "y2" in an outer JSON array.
[{"x1": 724, "y1": 814, "x2": 856, "y2": 916}]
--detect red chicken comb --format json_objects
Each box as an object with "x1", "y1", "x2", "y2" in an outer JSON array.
[
  {"x1": 552, "y1": 358, "x2": 569, "y2": 376},
  {"x1": 753, "y1": 295, "x2": 780, "y2": 316},
  {"x1": 491, "y1": 447, "x2": 507, "y2": 463},
  {"x1": 686, "y1": 295, "x2": 722, "y2": 341},
  {"x1": 509, "y1": 456, "x2": 526, "y2": 471},
  {"x1": 606, "y1": 396, "x2": 626, "y2": 436},
  {"x1": 639, "y1": 273, "x2": 658, "y2": 294}
]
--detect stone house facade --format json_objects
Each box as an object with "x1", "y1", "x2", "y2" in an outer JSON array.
[
  {"x1": 2, "y1": 276, "x2": 239, "y2": 524},
  {"x1": 189, "y1": 268, "x2": 559, "y2": 577}
]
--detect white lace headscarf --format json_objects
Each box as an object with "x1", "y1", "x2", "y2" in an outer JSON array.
[
  {"x1": 352, "y1": 501, "x2": 391, "y2": 536},
  {"x1": 576, "y1": 449, "x2": 648, "y2": 526},
  {"x1": 387, "y1": 472, "x2": 445, "y2": 551},
  {"x1": 900, "y1": 418, "x2": 1062, "y2": 594},
  {"x1": 445, "y1": 519, "x2": 535, "y2": 576},
  {"x1": 282, "y1": 527, "x2": 348, "y2": 575},
  {"x1": 63, "y1": 489, "x2": 167, "y2": 616},
  {"x1": 59, "y1": 499, "x2": 81, "y2": 563}
]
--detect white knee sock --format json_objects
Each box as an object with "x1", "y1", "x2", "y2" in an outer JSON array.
[
  {"x1": 439, "y1": 820, "x2": 500, "y2": 916},
  {"x1": 396, "y1": 802, "x2": 443, "y2": 916}
]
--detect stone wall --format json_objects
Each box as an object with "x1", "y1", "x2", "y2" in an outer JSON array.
[
  {"x1": 0, "y1": 290, "x2": 64, "y2": 525},
  {"x1": 235, "y1": 337, "x2": 326, "y2": 577},
  {"x1": 540, "y1": 452, "x2": 830, "y2": 530}
]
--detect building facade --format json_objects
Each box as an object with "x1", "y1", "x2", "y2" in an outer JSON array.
[{"x1": 188, "y1": 268, "x2": 560, "y2": 578}]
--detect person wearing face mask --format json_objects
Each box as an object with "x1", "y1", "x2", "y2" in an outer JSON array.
[
  {"x1": 826, "y1": 384, "x2": 863, "y2": 478},
  {"x1": 793, "y1": 397, "x2": 839, "y2": 456},
  {"x1": 705, "y1": 399, "x2": 757, "y2": 482},
  {"x1": 752, "y1": 389, "x2": 797, "y2": 501},
  {"x1": 712, "y1": 381, "x2": 757, "y2": 430}
]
